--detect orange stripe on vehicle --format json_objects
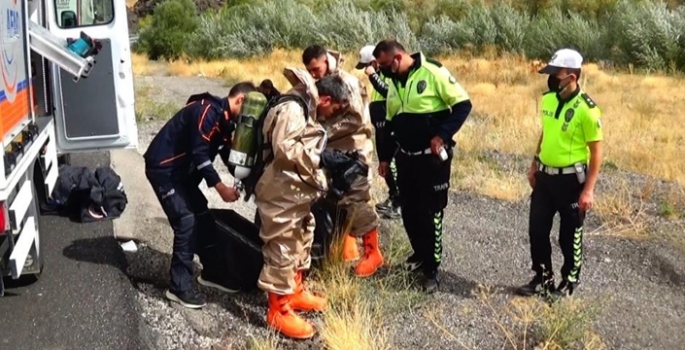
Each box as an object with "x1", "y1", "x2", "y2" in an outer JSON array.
[{"x1": 0, "y1": 88, "x2": 31, "y2": 138}]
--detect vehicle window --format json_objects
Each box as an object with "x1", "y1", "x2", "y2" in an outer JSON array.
[{"x1": 55, "y1": 0, "x2": 114, "y2": 28}]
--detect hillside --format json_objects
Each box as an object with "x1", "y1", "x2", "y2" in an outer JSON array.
[{"x1": 129, "y1": 0, "x2": 685, "y2": 72}]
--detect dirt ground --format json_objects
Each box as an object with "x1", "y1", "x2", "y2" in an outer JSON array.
[{"x1": 111, "y1": 73, "x2": 685, "y2": 350}]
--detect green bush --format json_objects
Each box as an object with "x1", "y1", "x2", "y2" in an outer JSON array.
[
  {"x1": 136, "y1": 0, "x2": 199, "y2": 60},
  {"x1": 135, "y1": 0, "x2": 685, "y2": 72}
]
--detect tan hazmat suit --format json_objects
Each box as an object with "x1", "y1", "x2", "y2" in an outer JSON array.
[
  {"x1": 255, "y1": 67, "x2": 328, "y2": 295},
  {"x1": 320, "y1": 51, "x2": 378, "y2": 237}
]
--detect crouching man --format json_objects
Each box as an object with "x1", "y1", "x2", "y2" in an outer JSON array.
[
  {"x1": 254, "y1": 68, "x2": 355, "y2": 339},
  {"x1": 144, "y1": 82, "x2": 258, "y2": 308},
  {"x1": 302, "y1": 44, "x2": 383, "y2": 277}
]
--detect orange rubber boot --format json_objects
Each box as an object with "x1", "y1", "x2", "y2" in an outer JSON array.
[
  {"x1": 290, "y1": 272, "x2": 327, "y2": 312},
  {"x1": 355, "y1": 229, "x2": 384, "y2": 277},
  {"x1": 266, "y1": 292, "x2": 316, "y2": 339},
  {"x1": 342, "y1": 233, "x2": 360, "y2": 262}
]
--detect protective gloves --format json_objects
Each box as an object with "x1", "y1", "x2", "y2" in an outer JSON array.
[
  {"x1": 320, "y1": 149, "x2": 369, "y2": 199},
  {"x1": 320, "y1": 149, "x2": 353, "y2": 172}
]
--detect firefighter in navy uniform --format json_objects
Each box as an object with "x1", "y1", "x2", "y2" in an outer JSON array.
[
  {"x1": 144, "y1": 82, "x2": 258, "y2": 308},
  {"x1": 372, "y1": 39, "x2": 473, "y2": 292},
  {"x1": 517, "y1": 49, "x2": 604, "y2": 298},
  {"x1": 355, "y1": 44, "x2": 401, "y2": 219}
]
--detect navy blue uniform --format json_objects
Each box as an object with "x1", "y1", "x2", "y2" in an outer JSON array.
[{"x1": 144, "y1": 93, "x2": 234, "y2": 293}]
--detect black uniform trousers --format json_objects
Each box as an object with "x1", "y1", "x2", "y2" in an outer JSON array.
[
  {"x1": 145, "y1": 169, "x2": 217, "y2": 293},
  {"x1": 529, "y1": 169, "x2": 586, "y2": 283},
  {"x1": 395, "y1": 147, "x2": 453, "y2": 276},
  {"x1": 369, "y1": 101, "x2": 400, "y2": 201}
]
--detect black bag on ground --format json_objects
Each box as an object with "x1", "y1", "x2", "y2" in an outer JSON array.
[
  {"x1": 41, "y1": 165, "x2": 98, "y2": 217},
  {"x1": 41, "y1": 164, "x2": 128, "y2": 223},
  {"x1": 81, "y1": 167, "x2": 128, "y2": 223},
  {"x1": 202, "y1": 199, "x2": 346, "y2": 292},
  {"x1": 202, "y1": 209, "x2": 264, "y2": 291}
]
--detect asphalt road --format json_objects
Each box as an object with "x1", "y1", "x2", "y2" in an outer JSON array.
[{"x1": 0, "y1": 152, "x2": 149, "y2": 350}]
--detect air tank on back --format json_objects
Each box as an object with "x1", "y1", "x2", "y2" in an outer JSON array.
[{"x1": 228, "y1": 91, "x2": 269, "y2": 180}]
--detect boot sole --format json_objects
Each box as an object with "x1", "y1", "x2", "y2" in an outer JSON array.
[
  {"x1": 268, "y1": 325, "x2": 316, "y2": 340},
  {"x1": 355, "y1": 262, "x2": 384, "y2": 278},
  {"x1": 165, "y1": 290, "x2": 206, "y2": 309},
  {"x1": 197, "y1": 276, "x2": 240, "y2": 294},
  {"x1": 380, "y1": 212, "x2": 401, "y2": 220},
  {"x1": 292, "y1": 306, "x2": 326, "y2": 313}
]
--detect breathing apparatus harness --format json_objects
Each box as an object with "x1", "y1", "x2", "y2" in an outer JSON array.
[{"x1": 238, "y1": 94, "x2": 368, "y2": 202}]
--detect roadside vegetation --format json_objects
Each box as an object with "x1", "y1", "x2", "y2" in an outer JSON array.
[{"x1": 133, "y1": 0, "x2": 685, "y2": 73}]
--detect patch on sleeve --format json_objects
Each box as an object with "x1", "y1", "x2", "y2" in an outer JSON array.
[
  {"x1": 597, "y1": 119, "x2": 602, "y2": 128},
  {"x1": 581, "y1": 93, "x2": 597, "y2": 109},
  {"x1": 449, "y1": 76, "x2": 457, "y2": 84}
]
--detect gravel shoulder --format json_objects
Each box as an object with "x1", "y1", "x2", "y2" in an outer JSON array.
[{"x1": 116, "y1": 74, "x2": 685, "y2": 350}]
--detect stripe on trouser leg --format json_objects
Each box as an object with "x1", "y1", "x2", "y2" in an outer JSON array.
[
  {"x1": 567, "y1": 226, "x2": 583, "y2": 282},
  {"x1": 390, "y1": 159, "x2": 398, "y2": 183},
  {"x1": 433, "y1": 211, "x2": 443, "y2": 263}
]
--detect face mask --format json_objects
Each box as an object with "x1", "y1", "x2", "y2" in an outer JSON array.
[
  {"x1": 547, "y1": 74, "x2": 574, "y2": 93},
  {"x1": 547, "y1": 75, "x2": 561, "y2": 92},
  {"x1": 379, "y1": 65, "x2": 394, "y2": 78}
]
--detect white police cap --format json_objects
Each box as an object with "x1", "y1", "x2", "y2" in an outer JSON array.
[
  {"x1": 355, "y1": 45, "x2": 376, "y2": 70},
  {"x1": 538, "y1": 48, "x2": 584, "y2": 74}
]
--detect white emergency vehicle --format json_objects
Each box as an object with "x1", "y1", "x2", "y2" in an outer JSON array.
[{"x1": 0, "y1": 0, "x2": 137, "y2": 295}]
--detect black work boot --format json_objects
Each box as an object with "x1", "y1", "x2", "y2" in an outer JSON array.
[
  {"x1": 404, "y1": 253, "x2": 422, "y2": 273},
  {"x1": 422, "y1": 270, "x2": 440, "y2": 294},
  {"x1": 552, "y1": 279, "x2": 577, "y2": 297},
  {"x1": 165, "y1": 288, "x2": 207, "y2": 309},
  {"x1": 515, "y1": 271, "x2": 555, "y2": 297},
  {"x1": 375, "y1": 197, "x2": 394, "y2": 212},
  {"x1": 376, "y1": 196, "x2": 401, "y2": 219}
]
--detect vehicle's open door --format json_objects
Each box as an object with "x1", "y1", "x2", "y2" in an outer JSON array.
[{"x1": 44, "y1": 0, "x2": 137, "y2": 153}]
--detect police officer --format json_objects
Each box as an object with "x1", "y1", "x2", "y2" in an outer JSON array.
[
  {"x1": 355, "y1": 44, "x2": 401, "y2": 219},
  {"x1": 144, "y1": 82, "x2": 258, "y2": 308},
  {"x1": 517, "y1": 48, "x2": 603, "y2": 297},
  {"x1": 372, "y1": 39, "x2": 473, "y2": 292}
]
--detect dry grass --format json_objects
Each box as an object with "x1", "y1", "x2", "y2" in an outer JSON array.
[
  {"x1": 301, "y1": 215, "x2": 420, "y2": 350},
  {"x1": 134, "y1": 83, "x2": 181, "y2": 122},
  {"x1": 134, "y1": 49, "x2": 685, "y2": 187},
  {"x1": 423, "y1": 284, "x2": 608, "y2": 350},
  {"x1": 242, "y1": 332, "x2": 281, "y2": 350},
  {"x1": 131, "y1": 53, "x2": 159, "y2": 76},
  {"x1": 591, "y1": 176, "x2": 651, "y2": 238},
  {"x1": 451, "y1": 152, "x2": 530, "y2": 201}
]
